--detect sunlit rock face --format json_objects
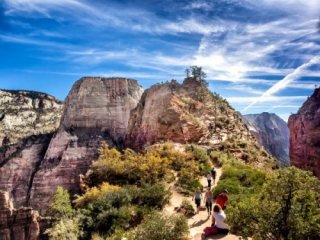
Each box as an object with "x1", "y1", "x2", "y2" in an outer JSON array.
[
  {"x1": 0, "y1": 90, "x2": 62, "y2": 147},
  {"x1": 29, "y1": 77, "x2": 143, "y2": 209},
  {"x1": 244, "y1": 113, "x2": 290, "y2": 167},
  {"x1": 0, "y1": 90, "x2": 62, "y2": 209},
  {"x1": 127, "y1": 78, "x2": 252, "y2": 149},
  {"x1": 288, "y1": 87, "x2": 320, "y2": 178}
]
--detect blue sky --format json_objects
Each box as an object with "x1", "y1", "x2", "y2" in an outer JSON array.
[{"x1": 0, "y1": 0, "x2": 319, "y2": 121}]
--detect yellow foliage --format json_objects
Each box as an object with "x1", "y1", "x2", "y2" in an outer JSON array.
[{"x1": 75, "y1": 182, "x2": 121, "y2": 208}]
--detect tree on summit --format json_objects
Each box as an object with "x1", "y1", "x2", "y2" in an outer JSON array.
[{"x1": 185, "y1": 66, "x2": 208, "y2": 87}]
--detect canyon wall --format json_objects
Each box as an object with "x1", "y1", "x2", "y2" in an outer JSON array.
[
  {"x1": 0, "y1": 191, "x2": 40, "y2": 240},
  {"x1": 29, "y1": 77, "x2": 143, "y2": 209},
  {"x1": 244, "y1": 113, "x2": 290, "y2": 167},
  {"x1": 288, "y1": 87, "x2": 320, "y2": 177},
  {"x1": 0, "y1": 90, "x2": 62, "y2": 147}
]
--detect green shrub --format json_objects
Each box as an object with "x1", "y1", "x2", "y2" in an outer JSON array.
[
  {"x1": 180, "y1": 199, "x2": 195, "y2": 217},
  {"x1": 45, "y1": 217, "x2": 83, "y2": 240},
  {"x1": 49, "y1": 187, "x2": 73, "y2": 218},
  {"x1": 129, "y1": 212, "x2": 189, "y2": 240},
  {"x1": 227, "y1": 167, "x2": 320, "y2": 239},
  {"x1": 128, "y1": 183, "x2": 171, "y2": 209}
]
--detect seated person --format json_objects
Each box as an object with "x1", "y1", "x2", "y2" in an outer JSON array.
[
  {"x1": 212, "y1": 204, "x2": 230, "y2": 234},
  {"x1": 202, "y1": 204, "x2": 230, "y2": 238}
]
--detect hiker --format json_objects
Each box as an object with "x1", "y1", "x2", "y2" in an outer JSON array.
[
  {"x1": 204, "y1": 187, "x2": 213, "y2": 215},
  {"x1": 201, "y1": 204, "x2": 230, "y2": 239},
  {"x1": 192, "y1": 188, "x2": 202, "y2": 214},
  {"x1": 206, "y1": 173, "x2": 212, "y2": 188},
  {"x1": 216, "y1": 189, "x2": 229, "y2": 210},
  {"x1": 211, "y1": 167, "x2": 216, "y2": 185}
]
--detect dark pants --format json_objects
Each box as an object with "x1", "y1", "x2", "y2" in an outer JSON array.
[
  {"x1": 208, "y1": 179, "x2": 212, "y2": 188},
  {"x1": 195, "y1": 198, "x2": 201, "y2": 208},
  {"x1": 206, "y1": 201, "x2": 212, "y2": 212}
]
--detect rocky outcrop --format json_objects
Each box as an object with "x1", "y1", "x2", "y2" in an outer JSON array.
[
  {"x1": 0, "y1": 191, "x2": 40, "y2": 240},
  {"x1": 126, "y1": 78, "x2": 274, "y2": 166},
  {"x1": 0, "y1": 90, "x2": 63, "y2": 146},
  {"x1": 243, "y1": 113, "x2": 290, "y2": 167},
  {"x1": 0, "y1": 134, "x2": 52, "y2": 208},
  {"x1": 288, "y1": 87, "x2": 320, "y2": 178},
  {"x1": 28, "y1": 77, "x2": 143, "y2": 209}
]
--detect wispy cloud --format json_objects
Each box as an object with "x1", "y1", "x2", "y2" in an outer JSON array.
[{"x1": 243, "y1": 56, "x2": 320, "y2": 111}]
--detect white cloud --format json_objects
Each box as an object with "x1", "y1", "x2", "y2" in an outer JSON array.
[
  {"x1": 243, "y1": 56, "x2": 320, "y2": 111},
  {"x1": 227, "y1": 95, "x2": 307, "y2": 104}
]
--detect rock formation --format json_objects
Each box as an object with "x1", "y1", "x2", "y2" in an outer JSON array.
[
  {"x1": 0, "y1": 191, "x2": 40, "y2": 240},
  {"x1": 0, "y1": 90, "x2": 62, "y2": 147},
  {"x1": 288, "y1": 87, "x2": 320, "y2": 178},
  {"x1": 243, "y1": 113, "x2": 290, "y2": 167},
  {"x1": 29, "y1": 77, "x2": 143, "y2": 209},
  {"x1": 126, "y1": 77, "x2": 275, "y2": 167}
]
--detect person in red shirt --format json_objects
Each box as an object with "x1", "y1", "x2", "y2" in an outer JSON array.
[{"x1": 215, "y1": 189, "x2": 229, "y2": 210}]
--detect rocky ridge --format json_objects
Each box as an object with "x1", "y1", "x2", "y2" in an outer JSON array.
[
  {"x1": 243, "y1": 113, "x2": 290, "y2": 167},
  {"x1": 0, "y1": 76, "x2": 275, "y2": 211},
  {"x1": 29, "y1": 77, "x2": 143, "y2": 209},
  {"x1": 126, "y1": 77, "x2": 275, "y2": 168},
  {"x1": 288, "y1": 87, "x2": 320, "y2": 178},
  {"x1": 0, "y1": 90, "x2": 62, "y2": 147}
]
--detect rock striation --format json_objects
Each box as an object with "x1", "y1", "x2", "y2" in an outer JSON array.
[
  {"x1": 243, "y1": 113, "x2": 290, "y2": 167},
  {"x1": 288, "y1": 87, "x2": 320, "y2": 178},
  {"x1": 29, "y1": 77, "x2": 143, "y2": 209},
  {"x1": 0, "y1": 191, "x2": 40, "y2": 240},
  {"x1": 125, "y1": 78, "x2": 271, "y2": 165},
  {"x1": 0, "y1": 90, "x2": 62, "y2": 147}
]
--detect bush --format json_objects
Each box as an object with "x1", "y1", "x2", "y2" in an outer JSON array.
[
  {"x1": 45, "y1": 217, "x2": 83, "y2": 240},
  {"x1": 87, "y1": 145, "x2": 171, "y2": 185},
  {"x1": 128, "y1": 182, "x2": 171, "y2": 209},
  {"x1": 179, "y1": 199, "x2": 195, "y2": 217},
  {"x1": 49, "y1": 186, "x2": 73, "y2": 218},
  {"x1": 227, "y1": 167, "x2": 320, "y2": 239},
  {"x1": 129, "y1": 212, "x2": 189, "y2": 240},
  {"x1": 213, "y1": 160, "x2": 265, "y2": 199},
  {"x1": 176, "y1": 162, "x2": 203, "y2": 195},
  {"x1": 74, "y1": 182, "x2": 121, "y2": 208}
]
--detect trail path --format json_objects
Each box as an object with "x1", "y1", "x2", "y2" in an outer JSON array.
[{"x1": 164, "y1": 167, "x2": 244, "y2": 240}]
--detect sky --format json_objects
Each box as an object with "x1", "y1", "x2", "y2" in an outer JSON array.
[{"x1": 0, "y1": 0, "x2": 319, "y2": 121}]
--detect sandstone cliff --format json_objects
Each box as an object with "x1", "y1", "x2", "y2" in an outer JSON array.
[
  {"x1": 29, "y1": 77, "x2": 143, "y2": 209},
  {"x1": 0, "y1": 191, "x2": 40, "y2": 240},
  {"x1": 126, "y1": 77, "x2": 275, "y2": 167},
  {"x1": 0, "y1": 90, "x2": 62, "y2": 146},
  {"x1": 243, "y1": 113, "x2": 289, "y2": 167},
  {"x1": 288, "y1": 87, "x2": 320, "y2": 178}
]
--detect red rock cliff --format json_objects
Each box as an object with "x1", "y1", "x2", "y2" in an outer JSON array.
[
  {"x1": 0, "y1": 191, "x2": 40, "y2": 240},
  {"x1": 29, "y1": 77, "x2": 143, "y2": 209},
  {"x1": 126, "y1": 78, "x2": 256, "y2": 150},
  {"x1": 288, "y1": 87, "x2": 320, "y2": 178}
]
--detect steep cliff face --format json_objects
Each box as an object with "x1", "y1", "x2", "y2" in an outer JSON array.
[
  {"x1": 0, "y1": 191, "x2": 40, "y2": 240},
  {"x1": 0, "y1": 90, "x2": 63, "y2": 146},
  {"x1": 126, "y1": 77, "x2": 274, "y2": 167},
  {"x1": 288, "y1": 88, "x2": 320, "y2": 178},
  {"x1": 29, "y1": 77, "x2": 143, "y2": 209},
  {"x1": 243, "y1": 113, "x2": 290, "y2": 167}
]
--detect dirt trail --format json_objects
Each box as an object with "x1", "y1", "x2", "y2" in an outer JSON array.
[{"x1": 164, "y1": 167, "x2": 243, "y2": 240}]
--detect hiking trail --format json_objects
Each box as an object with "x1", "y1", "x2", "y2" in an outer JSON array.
[{"x1": 164, "y1": 166, "x2": 247, "y2": 240}]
